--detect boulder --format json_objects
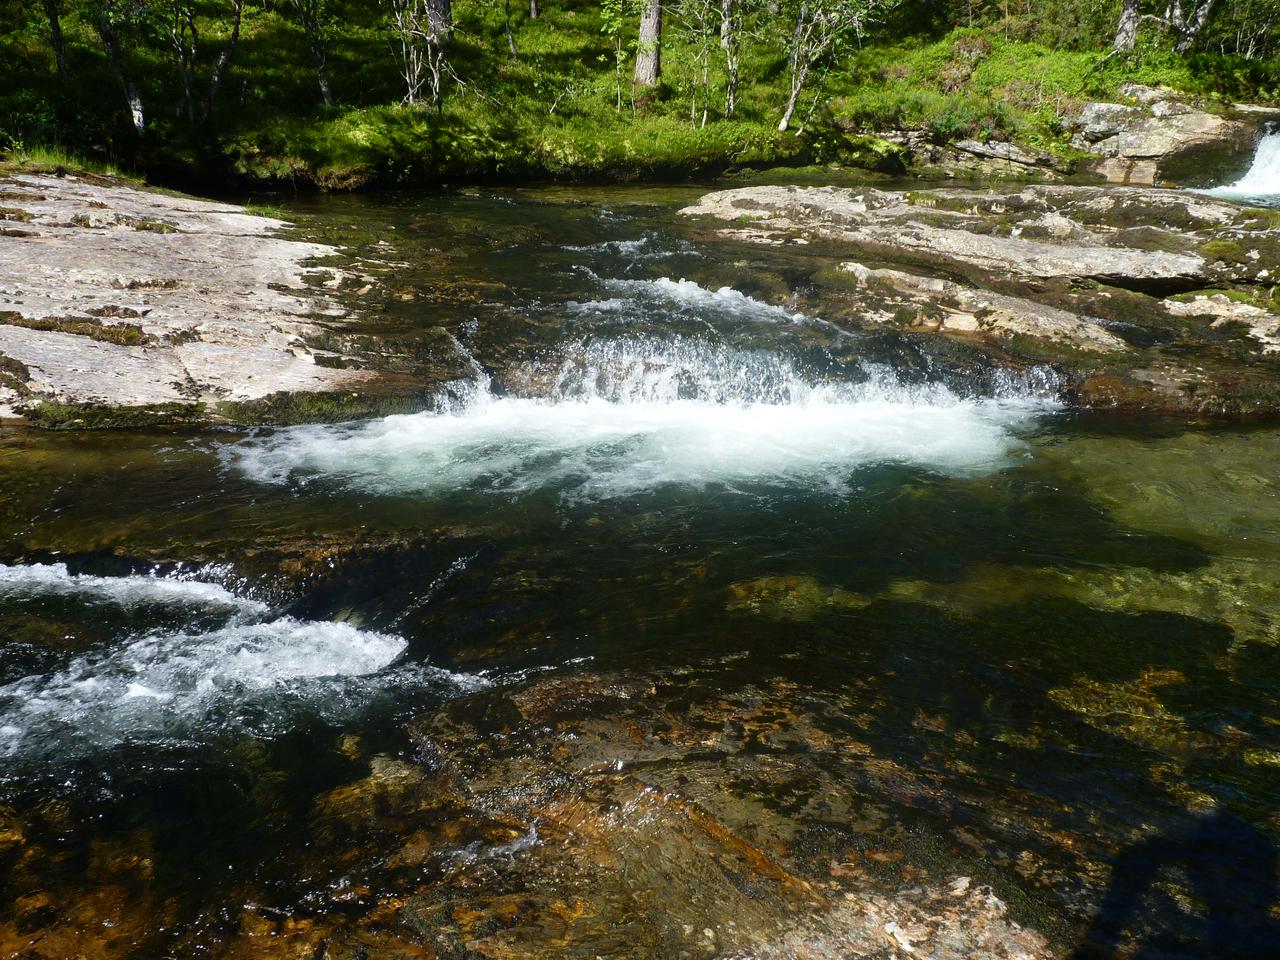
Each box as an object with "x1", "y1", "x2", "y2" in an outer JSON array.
[{"x1": 1068, "y1": 86, "x2": 1259, "y2": 186}]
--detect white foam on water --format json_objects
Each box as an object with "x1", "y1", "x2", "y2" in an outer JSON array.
[
  {"x1": 231, "y1": 338, "x2": 1059, "y2": 501},
  {"x1": 0, "y1": 561, "x2": 268, "y2": 614},
  {"x1": 570, "y1": 274, "x2": 806, "y2": 323},
  {"x1": 0, "y1": 565, "x2": 485, "y2": 758},
  {"x1": 1202, "y1": 130, "x2": 1280, "y2": 203},
  {"x1": 563, "y1": 235, "x2": 698, "y2": 260}
]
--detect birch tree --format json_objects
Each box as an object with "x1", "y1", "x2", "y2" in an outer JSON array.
[
  {"x1": 1114, "y1": 0, "x2": 1223, "y2": 54},
  {"x1": 287, "y1": 0, "x2": 335, "y2": 106},
  {"x1": 671, "y1": 0, "x2": 717, "y2": 125},
  {"x1": 388, "y1": 0, "x2": 452, "y2": 107},
  {"x1": 1166, "y1": 0, "x2": 1219, "y2": 52},
  {"x1": 83, "y1": 0, "x2": 148, "y2": 136},
  {"x1": 720, "y1": 0, "x2": 744, "y2": 118},
  {"x1": 777, "y1": 0, "x2": 900, "y2": 132},
  {"x1": 1114, "y1": 0, "x2": 1139, "y2": 51}
]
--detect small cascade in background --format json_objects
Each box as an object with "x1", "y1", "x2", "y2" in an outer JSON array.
[{"x1": 1205, "y1": 123, "x2": 1280, "y2": 203}]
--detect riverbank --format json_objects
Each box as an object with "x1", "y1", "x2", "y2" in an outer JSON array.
[
  {"x1": 0, "y1": 169, "x2": 473, "y2": 427},
  {"x1": 4, "y1": 2, "x2": 1280, "y2": 193},
  {"x1": 3, "y1": 156, "x2": 1279, "y2": 428}
]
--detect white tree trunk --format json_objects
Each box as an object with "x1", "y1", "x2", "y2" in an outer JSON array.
[
  {"x1": 1175, "y1": 0, "x2": 1218, "y2": 52},
  {"x1": 1114, "y1": 0, "x2": 1140, "y2": 51}
]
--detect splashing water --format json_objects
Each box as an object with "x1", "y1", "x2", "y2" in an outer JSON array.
[
  {"x1": 0, "y1": 560, "x2": 267, "y2": 613},
  {"x1": 0, "y1": 563, "x2": 484, "y2": 759},
  {"x1": 562, "y1": 235, "x2": 699, "y2": 260},
  {"x1": 569, "y1": 273, "x2": 807, "y2": 323},
  {"x1": 1204, "y1": 129, "x2": 1280, "y2": 204},
  {"x1": 231, "y1": 337, "x2": 1060, "y2": 501}
]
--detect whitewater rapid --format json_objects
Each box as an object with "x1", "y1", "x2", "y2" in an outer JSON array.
[
  {"x1": 1203, "y1": 128, "x2": 1280, "y2": 203},
  {"x1": 0, "y1": 563, "x2": 483, "y2": 759},
  {"x1": 232, "y1": 336, "x2": 1060, "y2": 500}
]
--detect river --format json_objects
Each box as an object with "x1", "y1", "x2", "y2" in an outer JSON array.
[{"x1": 1, "y1": 182, "x2": 1278, "y2": 958}]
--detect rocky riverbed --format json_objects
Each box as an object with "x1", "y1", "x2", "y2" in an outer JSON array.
[
  {"x1": 682, "y1": 182, "x2": 1280, "y2": 414},
  {"x1": 3, "y1": 178, "x2": 1280, "y2": 960}
]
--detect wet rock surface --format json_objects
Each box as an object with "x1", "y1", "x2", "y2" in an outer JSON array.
[
  {"x1": 0, "y1": 172, "x2": 460, "y2": 427},
  {"x1": 684, "y1": 183, "x2": 1280, "y2": 415}
]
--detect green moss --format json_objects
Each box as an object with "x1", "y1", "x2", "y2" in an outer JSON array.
[
  {"x1": 133, "y1": 219, "x2": 178, "y2": 234},
  {"x1": 0, "y1": 350, "x2": 31, "y2": 400},
  {"x1": 244, "y1": 203, "x2": 287, "y2": 219},
  {"x1": 1200, "y1": 239, "x2": 1248, "y2": 264},
  {"x1": 23, "y1": 401, "x2": 207, "y2": 430},
  {"x1": 1170, "y1": 288, "x2": 1280, "y2": 315},
  {"x1": 216, "y1": 389, "x2": 431, "y2": 426},
  {"x1": 0, "y1": 313, "x2": 153, "y2": 346}
]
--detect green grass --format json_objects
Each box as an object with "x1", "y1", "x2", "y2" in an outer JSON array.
[
  {"x1": 0, "y1": 142, "x2": 139, "y2": 180},
  {"x1": 2, "y1": 0, "x2": 1278, "y2": 190}
]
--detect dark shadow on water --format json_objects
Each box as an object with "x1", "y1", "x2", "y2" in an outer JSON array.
[{"x1": 1071, "y1": 807, "x2": 1280, "y2": 960}]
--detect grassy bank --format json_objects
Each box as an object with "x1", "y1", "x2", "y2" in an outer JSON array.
[{"x1": 2, "y1": 0, "x2": 1279, "y2": 189}]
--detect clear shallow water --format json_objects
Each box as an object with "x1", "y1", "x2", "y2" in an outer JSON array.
[{"x1": 1, "y1": 185, "x2": 1278, "y2": 958}]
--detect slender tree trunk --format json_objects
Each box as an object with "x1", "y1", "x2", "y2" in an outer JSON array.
[
  {"x1": 427, "y1": 0, "x2": 452, "y2": 38},
  {"x1": 778, "y1": 7, "x2": 808, "y2": 131},
  {"x1": 778, "y1": 61, "x2": 808, "y2": 131},
  {"x1": 309, "y1": 31, "x2": 335, "y2": 106},
  {"x1": 94, "y1": 11, "x2": 145, "y2": 137},
  {"x1": 1174, "y1": 0, "x2": 1218, "y2": 52},
  {"x1": 633, "y1": 0, "x2": 662, "y2": 87},
  {"x1": 173, "y1": 6, "x2": 198, "y2": 126},
  {"x1": 503, "y1": 0, "x2": 518, "y2": 55},
  {"x1": 528, "y1": 0, "x2": 538, "y2": 19},
  {"x1": 720, "y1": 0, "x2": 739, "y2": 117},
  {"x1": 1113, "y1": 0, "x2": 1140, "y2": 51},
  {"x1": 203, "y1": 0, "x2": 245, "y2": 122},
  {"x1": 42, "y1": 0, "x2": 67, "y2": 83},
  {"x1": 294, "y1": 0, "x2": 334, "y2": 106}
]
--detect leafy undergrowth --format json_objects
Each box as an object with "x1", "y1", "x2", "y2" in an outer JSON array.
[{"x1": 2, "y1": 0, "x2": 1278, "y2": 189}]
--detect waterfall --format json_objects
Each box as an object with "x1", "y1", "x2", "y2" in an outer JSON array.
[{"x1": 1206, "y1": 126, "x2": 1280, "y2": 201}]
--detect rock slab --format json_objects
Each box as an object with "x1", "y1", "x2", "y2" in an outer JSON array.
[{"x1": 0, "y1": 172, "x2": 375, "y2": 423}]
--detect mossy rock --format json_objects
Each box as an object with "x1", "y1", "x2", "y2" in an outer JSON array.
[
  {"x1": 1200, "y1": 239, "x2": 1249, "y2": 265},
  {"x1": 22, "y1": 401, "x2": 208, "y2": 430},
  {"x1": 216, "y1": 389, "x2": 431, "y2": 426},
  {"x1": 840, "y1": 135, "x2": 908, "y2": 174}
]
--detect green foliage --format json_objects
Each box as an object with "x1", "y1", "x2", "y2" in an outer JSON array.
[{"x1": 1, "y1": 0, "x2": 1277, "y2": 187}]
